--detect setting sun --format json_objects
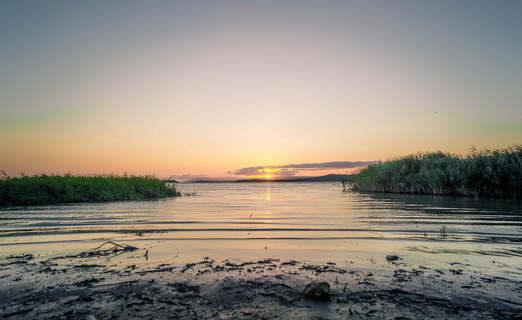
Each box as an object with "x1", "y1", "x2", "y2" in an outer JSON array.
[{"x1": 266, "y1": 175, "x2": 271, "y2": 178}]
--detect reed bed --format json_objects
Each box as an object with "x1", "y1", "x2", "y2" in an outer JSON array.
[
  {"x1": 351, "y1": 144, "x2": 522, "y2": 198},
  {"x1": 0, "y1": 173, "x2": 180, "y2": 206}
]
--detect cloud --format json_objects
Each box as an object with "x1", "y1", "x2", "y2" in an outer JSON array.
[
  {"x1": 278, "y1": 161, "x2": 377, "y2": 170},
  {"x1": 228, "y1": 161, "x2": 377, "y2": 177}
]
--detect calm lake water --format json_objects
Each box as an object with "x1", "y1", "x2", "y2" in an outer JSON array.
[{"x1": 1, "y1": 182, "x2": 521, "y2": 278}]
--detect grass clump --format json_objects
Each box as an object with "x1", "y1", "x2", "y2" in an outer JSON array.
[
  {"x1": 0, "y1": 173, "x2": 180, "y2": 207},
  {"x1": 350, "y1": 144, "x2": 522, "y2": 198}
]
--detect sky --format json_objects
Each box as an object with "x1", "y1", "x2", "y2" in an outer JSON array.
[{"x1": 1, "y1": 1, "x2": 521, "y2": 181}]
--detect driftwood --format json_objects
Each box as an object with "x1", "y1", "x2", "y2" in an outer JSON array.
[{"x1": 65, "y1": 241, "x2": 138, "y2": 259}]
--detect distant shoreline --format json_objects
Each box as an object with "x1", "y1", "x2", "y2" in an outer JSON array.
[{"x1": 179, "y1": 174, "x2": 350, "y2": 184}]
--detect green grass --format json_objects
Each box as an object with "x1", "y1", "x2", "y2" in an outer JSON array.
[
  {"x1": 350, "y1": 144, "x2": 522, "y2": 198},
  {"x1": 0, "y1": 173, "x2": 180, "y2": 206}
]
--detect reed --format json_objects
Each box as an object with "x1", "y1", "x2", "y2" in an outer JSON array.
[
  {"x1": 440, "y1": 225, "x2": 447, "y2": 239},
  {"x1": 350, "y1": 144, "x2": 522, "y2": 198},
  {"x1": 0, "y1": 173, "x2": 180, "y2": 206}
]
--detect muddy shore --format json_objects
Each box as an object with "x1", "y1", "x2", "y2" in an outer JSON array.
[{"x1": 1, "y1": 245, "x2": 521, "y2": 320}]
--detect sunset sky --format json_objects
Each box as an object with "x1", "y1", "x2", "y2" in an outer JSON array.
[{"x1": 1, "y1": 1, "x2": 521, "y2": 181}]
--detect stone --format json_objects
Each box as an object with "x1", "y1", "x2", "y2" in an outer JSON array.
[
  {"x1": 386, "y1": 255, "x2": 400, "y2": 262},
  {"x1": 303, "y1": 282, "x2": 330, "y2": 301}
]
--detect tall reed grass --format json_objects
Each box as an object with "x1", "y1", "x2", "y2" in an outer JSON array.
[
  {"x1": 350, "y1": 145, "x2": 522, "y2": 198},
  {"x1": 0, "y1": 173, "x2": 180, "y2": 206}
]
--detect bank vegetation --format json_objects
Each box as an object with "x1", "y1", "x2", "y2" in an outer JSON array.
[
  {"x1": 350, "y1": 145, "x2": 522, "y2": 198},
  {"x1": 0, "y1": 173, "x2": 180, "y2": 206}
]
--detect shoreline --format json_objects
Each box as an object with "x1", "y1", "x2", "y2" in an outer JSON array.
[{"x1": 1, "y1": 251, "x2": 520, "y2": 319}]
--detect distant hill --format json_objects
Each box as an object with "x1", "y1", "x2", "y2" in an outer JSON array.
[
  {"x1": 277, "y1": 174, "x2": 351, "y2": 182},
  {"x1": 182, "y1": 178, "x2": 235, "y2": 183},
  {"x1": 240, "y1": 174, "x2": 350, "y2": 183},
  {"x1": 184, "y1": 174, "x2": 350, "y2": 183}
]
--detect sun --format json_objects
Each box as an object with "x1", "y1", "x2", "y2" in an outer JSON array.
[{"x1": 266, "y1": 175, "x2": 271, "y2": 178}]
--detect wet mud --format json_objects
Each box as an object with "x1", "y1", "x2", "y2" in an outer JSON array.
[{"x1": 1, "y1": 249, "x2": 521, "y2": 320}]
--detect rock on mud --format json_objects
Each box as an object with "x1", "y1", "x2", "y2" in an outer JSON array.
[
  {"x1": 386, "y1": 255, "x2": 400, "y2": 262},
  {"x1": 303, "y1": 282, "x2": 330, "y2": 301}
]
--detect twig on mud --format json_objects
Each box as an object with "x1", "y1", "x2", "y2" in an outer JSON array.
[
  {"x1": 4, "y1": 307, "x2": 35, "y2": 317},
  {"x1": 300, "y1": 264, "x2": 347, "y2": 274},
  {"x1": 94, "y1": 280, "x2": 140, "y2": 287},
  {"x1": 343, "y1": 283, "x2": 361, "y2": 301},
  {"x1": 63, "y1": 241, "x2": 138, "y2": 259},
  {"x1": 93, "y1": 241, "x2": 137, "y2": 253},
  {"x1": 495, "y1": 297, "x2": 522, "y2": 306},
  {"x1": 180, "y1": 260, "x2": 215, "y2": 273},
  {"x1": 180, "y1": 263, "x2": 197, "y2": 273},
  {"x1": 138, "y1": 266, "x2": 177, "y2": 275}
]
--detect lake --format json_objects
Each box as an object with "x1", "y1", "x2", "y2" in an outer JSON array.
[{"x1": 0, "y1": 182, "x2": 521, "y2": 279}]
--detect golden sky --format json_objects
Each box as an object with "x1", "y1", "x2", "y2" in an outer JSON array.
[{"x1": 1, "y1": 1, "x2": 521, "y2": 181}]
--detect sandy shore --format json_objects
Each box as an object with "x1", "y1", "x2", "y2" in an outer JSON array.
[{"x1": 1, "y1": 245, "x2": 521, "y2": 320}]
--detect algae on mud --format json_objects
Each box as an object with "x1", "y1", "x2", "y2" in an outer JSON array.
[{"x1": 0, "y1": 173, "x2": 180, "y2": 206}]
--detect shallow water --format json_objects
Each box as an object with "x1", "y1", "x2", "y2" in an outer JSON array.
[{"x1": 1, "y1": 182, "x2": 521, "y2": 278}]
